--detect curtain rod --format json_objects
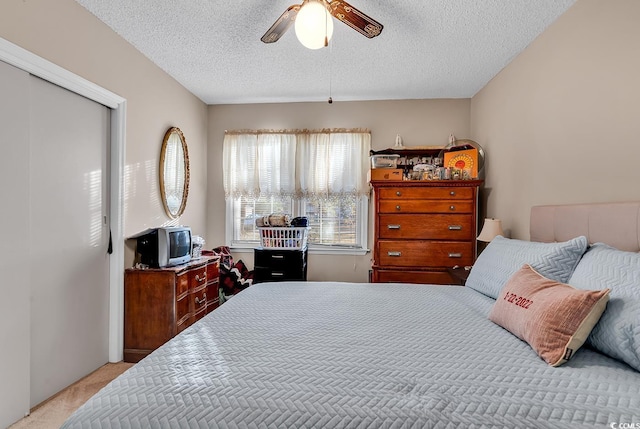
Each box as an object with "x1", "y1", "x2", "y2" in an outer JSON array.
[{"x1": 224, "y1": 128, "x2": 370, "y2": 135}]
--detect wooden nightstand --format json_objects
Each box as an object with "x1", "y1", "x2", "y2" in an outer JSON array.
[{"x1": 446, "y1": 266, "x2": 472, "y2": 286}]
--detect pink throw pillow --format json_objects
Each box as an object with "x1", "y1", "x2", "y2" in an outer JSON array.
[{"x1": 489, "y1": 264, "x2": 610, "y2": 366}]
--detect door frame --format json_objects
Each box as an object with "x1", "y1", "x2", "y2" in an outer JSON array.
[{"x1": 0, "y1": 37, "x2": 126, "y2": 362}]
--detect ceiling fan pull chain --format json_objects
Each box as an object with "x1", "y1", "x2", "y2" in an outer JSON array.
[{"x1": 328, "y1": 32, "x2": 333, "y2": 104}]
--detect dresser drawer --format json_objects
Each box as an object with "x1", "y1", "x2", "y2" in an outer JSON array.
[
  {"x1": 193, "y1": 287, "x2": 207, "y2": 320},
  {"x1": 374, "y1": 268, "x2": 455, "y2": 285},
  {"x1": 189, "y1": 266, "x2": 208, "y2": 289},
  {"x1": 254, "y1": 248, "x2": 306, "y2": 269},
  {"x1": 254, "y1": 266, "x2": 307, "y2": 282},
  {"x1": 176, "y1": 292, "x2": 190, "y2": 332},
  {"x1": 378, "y1": 187, "x2": 474, "y2": 200},
  {"x1": 378, "y1": 241, "x2": 474, "y2": 267},
  {"x1": 176, "y1": 272, "x2": 189, "y2": 298},
  {"x1": 379, "y1": 200, "x2": 474, "y2": 214},
  {"x1": 379, "y1": 214, "x2": 473, "y2": 240}
]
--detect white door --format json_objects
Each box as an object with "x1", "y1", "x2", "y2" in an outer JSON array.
[
  {"x1": 28, "y1": 75, "x2": 111, "y2": 407},
  {"x1": 0, "y1": 59, "x2": 31, "y2": 427}
]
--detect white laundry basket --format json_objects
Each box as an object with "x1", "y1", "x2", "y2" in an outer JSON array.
[{"x1": 258, "y1": 227, "x2": 309, "y2": 250}]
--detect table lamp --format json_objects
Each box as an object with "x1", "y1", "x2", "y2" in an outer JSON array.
[{"x1": 477, "y1": 218, "x2": 504, "y2": 242}]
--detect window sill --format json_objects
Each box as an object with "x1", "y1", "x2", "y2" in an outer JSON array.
[{"x1": 229, "y1": 244, "x2": 370, "y2": 256}]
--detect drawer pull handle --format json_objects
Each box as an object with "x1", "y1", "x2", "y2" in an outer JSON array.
[
  {"x1": 195, "y1": 293, "x2": 207, "y2": 305},
  {"x1": 272, "y1": 272, "x2": 285, "y2": 277},
  {"x1": 396, "y1": 191, "x2": 402, "y2": 196},
  {"x1": 387, "y1": 224, "x2": 401, "y2": 230},
  {"x1": 448, "y1": 225, "x2": 462, "y2": 230},
  {"x1": 396, "y1": 205, "x2": 401, "y2": 211},
  {"x1": 271, "y1": 255, "x2": 285, "y2": 259},
  {"x1": 448, "y1": 253, "x2": 462, "y2": 258},
  {"x1": 195, "y1": 274, "x2": 206, "y2": 282},
  {"x1": 450, "y1": 191, "x2": 456, "y2": 196},
  {"x1": 449, "y1": 205, "x2": 456, "y2": 211},
  {"x1": 387, "y1": 251, "x2": 402, "y2": 257}
]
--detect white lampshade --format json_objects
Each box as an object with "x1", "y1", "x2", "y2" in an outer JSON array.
[
  {"x1": 477, "y1": 218, "x2": 504, "y2": 242},
  {"x1": 295, "y1": 1, "x2": 333, "y2": 50}
]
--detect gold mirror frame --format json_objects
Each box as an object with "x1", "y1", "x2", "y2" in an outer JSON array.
[{"x1": 159, "y1": 127, "x2": 190, "y2": 219}]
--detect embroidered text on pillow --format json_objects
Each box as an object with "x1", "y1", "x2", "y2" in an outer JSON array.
[{"x1": 503, "y1": 291, "x2": 533, "y2": 309}]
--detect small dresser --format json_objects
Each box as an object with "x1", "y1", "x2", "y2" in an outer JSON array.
[
  {"x1": 371, "y1": 180, "x2": 482, "y2": 285},
  {"x1": 253, "y1": 247, "x2": 308, "y2": 283},
  {"x1": 124, "y1": 255, "x2": 220, "y2": 362}
]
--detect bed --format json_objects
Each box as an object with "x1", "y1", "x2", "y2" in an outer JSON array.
[{"x1": 62, "y1": 203, "x2": 640, "y2": 428}]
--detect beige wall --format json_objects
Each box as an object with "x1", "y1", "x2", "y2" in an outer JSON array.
[
  {"x1": 471, "y1": 0, "x2": 640, "y2": 239},
  {"x1": 4, "y1": 0, "x2": 634, "y2": 278},
  {"x1": 207, "y1": 99, "x2": 470, "y2": 282},
  {"x1": 0, "y1": 0, "x2": 209, "y2": 265}
]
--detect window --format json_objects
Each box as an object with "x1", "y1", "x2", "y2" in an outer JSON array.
[
  {"x1": 223, "y1": 129, "x2": 370, "y2": 254},
  {"x1": 233, "y1": 195, "x2": 294, "y2": 242},
  {"x1": 303, "y1": 195, "x2": 364, "y2": 247}
]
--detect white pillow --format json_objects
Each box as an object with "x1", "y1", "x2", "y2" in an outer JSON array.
[
  {"x1": 568, "y1": 243, "x2": 640, "y2": 371},
  {"x1": 466, "y1": 235, "x2": 588, "y2": 299}
]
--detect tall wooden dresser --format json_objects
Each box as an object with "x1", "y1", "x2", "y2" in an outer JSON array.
[
  {"x1": 124, "y1": 255, "x2": 220, "y2": 362},
  {"x1": 371, "y1": 180, "x2": 483, "y2": 285}
]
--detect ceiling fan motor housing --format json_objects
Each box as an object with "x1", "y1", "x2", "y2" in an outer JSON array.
[{"x1": 261, "y1": 0, "x2": 383, "y2": 46}]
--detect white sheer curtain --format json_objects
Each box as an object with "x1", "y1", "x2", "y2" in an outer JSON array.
[
  {"x1": 223, "y1": 133, "x2": 259, "y2": 198},
  {"x1": 223, "y1": 132, "x2": 296, "y2": 198},
  {"x1": 257, "y1": 133, "x2": 296, "y2": 197},
  {"x1": 223, "y1": 129, "x2": 370, "y2": 199},
  {"x1": 296, "y1": 131, "x2": 371, "y2": 198}
]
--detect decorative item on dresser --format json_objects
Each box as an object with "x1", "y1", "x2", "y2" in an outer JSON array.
[
  {"x1": 123, "y1": 255, "x2": 220, "y2": 363},
  {"x1": 371, "y1": 180, "x2": 483, "y2": 284}
]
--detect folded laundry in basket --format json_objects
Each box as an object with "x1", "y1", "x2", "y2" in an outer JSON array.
[
  {"x1": 255, "y1": 213, "x2": 291, "y2": 227},
  {"x1": 291, "y1": 217, "x2": 308, "y2": 227}
]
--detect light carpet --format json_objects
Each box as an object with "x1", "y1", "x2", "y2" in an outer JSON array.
[{"x1": 9, "y1": 362, "x2": 134, "y2": 429}]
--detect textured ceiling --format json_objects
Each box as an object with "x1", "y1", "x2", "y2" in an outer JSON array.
[{"x1": 74, "y1": 0, "x2": 576, "y2": 105}]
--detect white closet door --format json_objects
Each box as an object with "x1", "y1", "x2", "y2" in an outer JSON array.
[
  {"x1": 28, "y1": 75, "x2": 110, "y2": 407},
  {"x1": 0, "y1": 60, "x2": 31, "y2": 427}
]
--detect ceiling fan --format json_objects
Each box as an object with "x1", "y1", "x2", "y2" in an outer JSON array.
[{"x1": 261, "y1": 0, "x2": 383, "y2": 47}]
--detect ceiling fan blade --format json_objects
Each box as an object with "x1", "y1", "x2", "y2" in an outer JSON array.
[
  {"x1": 328, "y1": 0, "x2": 383, "y2": 39},
  {"x1": 261, "y1": 4, "x2": 301, "y2": 43}
]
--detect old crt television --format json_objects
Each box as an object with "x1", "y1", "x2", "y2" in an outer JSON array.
[{"x1": 135, "y1": 226, "x2": 192, "y2": 268}]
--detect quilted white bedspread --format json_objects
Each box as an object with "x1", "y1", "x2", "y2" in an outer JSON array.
[{"x1": 62, "y1": 282, "x2": 640, "y2": 428}]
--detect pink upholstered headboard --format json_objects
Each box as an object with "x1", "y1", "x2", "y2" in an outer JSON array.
[{"x1": 530, "y1": 202, "x2": 640, "y2": 252}]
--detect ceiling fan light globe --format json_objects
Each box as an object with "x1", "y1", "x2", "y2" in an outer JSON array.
[{"x1": 295, "y1": 1, "x2": 333, "y2": 49}]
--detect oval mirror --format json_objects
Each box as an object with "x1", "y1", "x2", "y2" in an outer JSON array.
[{"x1": 159, "y1": 127, "x2": 190, "y2": 219}]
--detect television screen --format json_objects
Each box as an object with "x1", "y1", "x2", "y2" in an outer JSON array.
[{"x1": 169, "y1": 230, "x2": 191, "y2": 258}]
